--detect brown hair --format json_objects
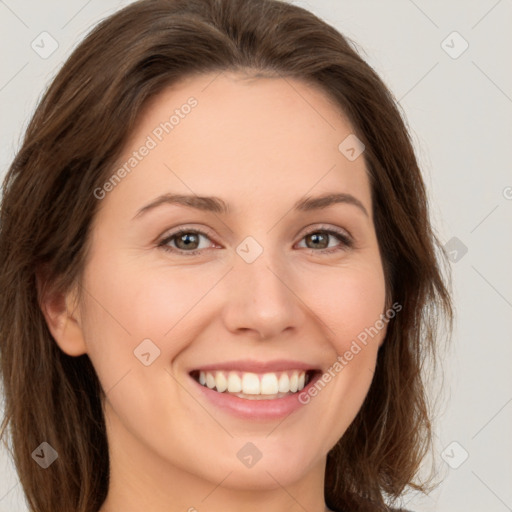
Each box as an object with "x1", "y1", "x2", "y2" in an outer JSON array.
[{"x1": 0, "y1": 0, "x2": 453, "y2": 511}]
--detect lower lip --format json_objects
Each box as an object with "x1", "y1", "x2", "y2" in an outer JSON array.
[{"x1": 190, "y1": 373, "x2": 320, "y2": 420}]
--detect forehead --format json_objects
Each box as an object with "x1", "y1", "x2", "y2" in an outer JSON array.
[{"x1": 101, "y1": 71, "x2": 372, "y2": 220}]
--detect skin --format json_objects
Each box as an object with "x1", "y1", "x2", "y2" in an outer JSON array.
[{"x1": 42, "y1": 71, "x2": 388, "y2": 512}]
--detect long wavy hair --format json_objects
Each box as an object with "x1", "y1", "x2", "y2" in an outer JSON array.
[{"x1": 0, "y1": 0, "x2": 453, "y2": 511}]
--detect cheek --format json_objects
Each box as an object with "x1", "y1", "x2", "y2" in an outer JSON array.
[
  {"x1": 77, "y1": 252, "x2": 223, "y2": 386},
  {"x1": 294, "y1": 263, "x2": 386, "y2": 446},
  {"x1": 80, "y1": 252, "x2": 200, "y2": 339},
  {"x1": 299, "y1": 259, "x2": 387, "y2": 354}
]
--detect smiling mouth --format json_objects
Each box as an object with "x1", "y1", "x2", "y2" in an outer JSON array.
[{"x1": 190, "y1": 369, "x2": 319, "y2": 400}]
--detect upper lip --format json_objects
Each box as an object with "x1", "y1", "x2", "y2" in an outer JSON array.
[{"x1": 190, "y1": 359, "x2": 320, "y2": 373}]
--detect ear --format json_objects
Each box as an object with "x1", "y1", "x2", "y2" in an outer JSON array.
[{"x1": 36, "y1": 269, "x2": 87, "y2": 357}]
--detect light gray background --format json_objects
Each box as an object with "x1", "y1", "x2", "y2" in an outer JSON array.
[{"x1": 1, "y1": 1, "x2": 511, "y2": 511}]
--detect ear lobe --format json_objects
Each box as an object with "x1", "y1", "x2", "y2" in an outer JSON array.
[{"x1": 36, "y1": 270, "x2": 87, "y2": 357}]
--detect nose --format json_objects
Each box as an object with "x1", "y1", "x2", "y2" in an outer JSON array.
[{"x1": 221, "y1": 246, "x2": 305, "y2": 341}]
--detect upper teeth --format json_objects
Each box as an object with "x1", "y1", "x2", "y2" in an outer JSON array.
[{"x1": 198, "y1": 370, "x2": 307, "y2": 395}]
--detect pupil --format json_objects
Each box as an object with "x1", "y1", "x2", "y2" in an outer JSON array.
[
  {"x1": 178, "y1": 233, "x2": 198, "y2": 249},
  {"x1": 309, "y1": 233, "x2": 327, "y2": 249}
]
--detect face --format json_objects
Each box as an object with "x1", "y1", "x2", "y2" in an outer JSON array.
[{"x1": 59, "y1": 72, "x2": 388, "y2": 496}]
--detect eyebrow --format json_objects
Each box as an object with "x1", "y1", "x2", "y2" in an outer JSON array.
[{"x1": 132, "y1": 192, "x2": 369, "y2": 219}]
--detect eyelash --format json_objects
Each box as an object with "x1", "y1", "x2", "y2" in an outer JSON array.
[{"x1": 157, "y1": 225, "x2": 354, "y2": 256}]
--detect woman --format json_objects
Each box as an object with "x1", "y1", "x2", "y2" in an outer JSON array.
[{"x1": 0, "y1": 0, "x2": 453, "y2": 511}]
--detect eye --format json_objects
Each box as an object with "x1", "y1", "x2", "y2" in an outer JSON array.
[
  {"x1": 296, "y1": 225, "x2": 354, "y2": 254},
  {"x1": 158, "y1": 228, "x2": 216, "y2": 256},
  {"x1": 157, "y1": 224, "x2": 353, "y2": 256}
]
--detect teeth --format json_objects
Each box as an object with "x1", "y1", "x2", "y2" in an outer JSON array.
[
  {"x1": 196, "y1": 370, "x2": 309, "y2": 395},
  {"x1": 206, "y1": 373, "x2": 216, "y2": 389},
  {"x1": 298, "y1": 371, "x2": 305, "y2": 390},
  {"x1": 242, "y1": 373, "x2": 260, "y2": 394},
  {"x1": 215, "y1": 371, "x2": 228, "y2": 392},
  {"x1": 289, "y1": 371, "x2": 299, "y2": 392},
  {"x1": 227, "y1": 371, "x2": 242, "y2": 392},
  {"x1": 261, "y1": 373, "x2": 279, "y2": 394},
  {"x1": 278, "y1": 373, "x2": 290, "y2": 392}
]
